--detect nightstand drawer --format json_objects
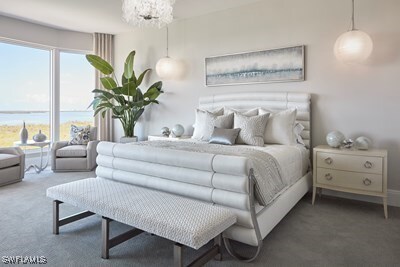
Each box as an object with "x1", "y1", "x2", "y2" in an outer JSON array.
[
  {"x1": 316, "y1": 152, "x2": 382, "y2": 174},
  {"x1": 316, "y1": 168, "x2": 383, "y2": 193}
]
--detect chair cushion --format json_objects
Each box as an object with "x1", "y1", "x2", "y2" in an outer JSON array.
[
  {"x1": 56, "y1": 145, "x2": 87, "y2": 158},
  {"x1": 0, "y1": 154, "x2": 20, "y2": 169}
]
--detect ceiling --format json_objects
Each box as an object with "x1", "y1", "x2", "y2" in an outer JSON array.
[{"x1": 0, "y1": 0, "x2": 262, "y2": 34}]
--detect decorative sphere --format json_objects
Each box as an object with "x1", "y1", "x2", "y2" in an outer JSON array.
[
  {"x1": 354, "y1": 136, "x2": 371, "y2": 150},
  {"x1": 326, "y1": 131, "x2": 345, "y2": 148},
  {"x1": 334, "y1": 30, "x2": 373, "y2": 64},
  {"x1": 172, "y1": 124, "x2": 184, "y2": 137},
  {"x1": 156, "y1": 57, "x2": 176, "y2": 79},
  {"x1": 160, "y1": 127, "x2": 170, "y2": 137}
]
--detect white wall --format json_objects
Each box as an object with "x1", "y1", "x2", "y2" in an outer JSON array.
[
  {"x1": 114, "y1": 0, "x2": 400, "y2": 190},
  {"x1": 0, "y1": 15, "x2": 92, "y2": 50}
]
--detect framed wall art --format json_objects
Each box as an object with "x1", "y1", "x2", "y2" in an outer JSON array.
[{"x1": 205, "y1": 45, "x2": 305, "y2": 86}]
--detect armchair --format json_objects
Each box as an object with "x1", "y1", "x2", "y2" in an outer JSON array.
[
  {"x1": 0, "y1": 147, "x2": 25, "y2": 186},
  {"x1": 51, "y1": 127, "x2": 99, "y2": 172}
]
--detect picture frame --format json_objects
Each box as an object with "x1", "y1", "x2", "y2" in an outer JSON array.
[{"x1": 205, "y1": 45, "x2": 305, "y2": 87}]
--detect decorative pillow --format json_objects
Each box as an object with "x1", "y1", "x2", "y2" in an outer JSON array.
[
  {"x1": 224, "y1": 107, "x2": 259, "y2": 117},
  {"x1": 192, "y1": 110, "x2": 234, "y2": 141},
  {"x1": 209, "y1": 127, "x2": 241, "y2": 145},
  {"x1": 234, "y1": 113, "x2": 270, "y2": 146},
  {"x1": 294, "y1": 122, "x2": 306, "y2": 146},
  {"x1": 69, "y1": 125, "x2": 91, "y2": 145},
  {"x1": 259, "y1": 108, "x2": 297, "y2": 145}
]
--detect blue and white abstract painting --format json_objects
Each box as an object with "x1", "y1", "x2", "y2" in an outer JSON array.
[{"x1": 205, "y1": 46, "x2": 304, "y2": 86}]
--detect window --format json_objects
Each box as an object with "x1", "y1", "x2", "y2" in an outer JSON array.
[
  {"x1": 59, "y1": 52, "x2": 94, "y2": 141},
  {"x1": 0, "y1": 42, "x2": 50, "y2": 149},
  {"x1": 0, "y1": 40, "x2": 94, "y2": 149}
]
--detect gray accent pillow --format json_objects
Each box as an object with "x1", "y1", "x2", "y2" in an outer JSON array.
[
  {"x1": 234, "y1": 113, "x2": 270, "y2": 146},
  {"x1": 209, "y1": 127, "x2": 241, "y2": 145}
]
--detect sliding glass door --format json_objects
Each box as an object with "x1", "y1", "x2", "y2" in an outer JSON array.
[
  {"x1": 0, "y1": 40, "x2": 94, "y2": 150},
  {"x1": 59, "y1": 52, "x2": 94, "y2": 141},
  {"x1": 0, "y1": 42, "x2": 50, "y2": 148}
]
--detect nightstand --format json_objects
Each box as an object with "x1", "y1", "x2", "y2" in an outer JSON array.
[
  {"x1": 148, "y1": 135, "x2": 191, "y2": 141},
  {"x1": 312, "y1": 145, "x2": 388, "y2": 219}
]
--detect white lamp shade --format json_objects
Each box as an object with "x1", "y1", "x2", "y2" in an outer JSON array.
[
  {"x1": 156, "y1": 56, "x2": 176, "y2": 79},
  {"x1": 334, "y1": 30, "x2": 373, "y2": 63}
]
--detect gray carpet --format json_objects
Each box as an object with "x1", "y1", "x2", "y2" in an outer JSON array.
[{"x1": 1, "y1": 169, "x2": 399, "y2": 267}]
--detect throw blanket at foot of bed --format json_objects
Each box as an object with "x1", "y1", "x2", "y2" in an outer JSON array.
[{"x1": 47, "y1": 178, "x2": 236, "y2": 266}]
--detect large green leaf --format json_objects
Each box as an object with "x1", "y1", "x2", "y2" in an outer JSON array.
[
  {"x1": 132, "y1": 88, "x2": 143, "y2": 102},
  {"x1": 144, "y1": 87, "x2": 161, "y2": 101},
  {"x1": 111, "y1": 87, "x2": 124, "y2": 95},
  {"x1": 148, "y1": 81, "x2": 163, "y2": 91},
  {"x1": 92, "y1": 89, "x2": 114, "y2": 100},
  {"x1": 86, "y1": 55, "x2": 114, "y2": 75},
  {"x1": 133, "y1": 108, "x2": 145, "y2": 121},
  {"x1": 124, "y1": 51, "x2": 136, "y2": 80},
  {"x1": 136, "y1": 69, "x2": 151, "y2": 87},
  {"x1": 121, "y1": 81, "x2": 137, "y2": 96},
  {"x1": 100, "y1": 77, "x2": 117, "y2": 89},
  {"x1": 87, "y1": 98, "x2": 101, "y2": 109}
]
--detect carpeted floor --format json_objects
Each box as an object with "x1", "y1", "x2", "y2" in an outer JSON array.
[{"x1": 1, "y1": 169, "x2": 399, "y2": 267}]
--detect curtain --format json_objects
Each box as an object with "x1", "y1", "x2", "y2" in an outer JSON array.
[{"x1": 94, "y1": 33, "x2": 114, "y2": 141}]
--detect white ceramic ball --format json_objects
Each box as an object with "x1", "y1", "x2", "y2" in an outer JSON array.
[
  {"x1": 354, "y1": 136, "x2": 371, "y2": 150},
  {"x1": 326, "y1": 131, "x2": 345, "y2": 148},
  {"x1": 172, "y1": 124, "x2": 184, "y2": 137}
]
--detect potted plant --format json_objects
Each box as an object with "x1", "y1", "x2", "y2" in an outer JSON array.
[{"x1": 86, "y1": 50, "x2": 163, "y2": 143}]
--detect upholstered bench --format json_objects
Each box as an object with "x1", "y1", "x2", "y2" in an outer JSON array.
[{"x1": 47, "y1": 178, "x2": 236, "y2": 266}]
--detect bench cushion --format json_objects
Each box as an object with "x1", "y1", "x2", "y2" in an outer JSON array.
[
  {"x1": 47, "y1": 178, "x2": 236, "y2": 249},
  {"x1": 0, "y1": 154, "x2": 20, "y2": 169}
]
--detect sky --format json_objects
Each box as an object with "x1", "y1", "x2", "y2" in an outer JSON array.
[{"x1": 0, "y1": 41, "x2": 94, "y2": 111}]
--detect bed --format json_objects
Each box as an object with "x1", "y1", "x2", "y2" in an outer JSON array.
[{"x1": 96, "y1": 91, "x2": 312, "y2": 261}]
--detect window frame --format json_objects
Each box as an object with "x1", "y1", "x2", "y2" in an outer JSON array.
[{"x1": 0, "y1": 37, "x2": 93, "y2": 155}]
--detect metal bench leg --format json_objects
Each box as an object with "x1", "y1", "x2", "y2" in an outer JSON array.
[
  {"x1": 101, "y1": 217, "x2": 144, "y2": 259},
  {"x1": 53, "y1": 200, "x2": 61, "y2": 235},
  {"x1": 174, "y1": 243, "x2": 183, "y2": 267},
  {"x1": 102, "y1": 217, "x2": 111, "y2": 259},
  {"x1": 52, "y1": 200, "x2": 94, "y2": 235}
]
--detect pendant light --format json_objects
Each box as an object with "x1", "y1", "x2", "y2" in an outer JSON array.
[
  {"x1": 334, "y1": 0, "x2": 373, "y2": 63},
  {"x1": 156, "y1": 26, "x2": 176, "y2": 79}
]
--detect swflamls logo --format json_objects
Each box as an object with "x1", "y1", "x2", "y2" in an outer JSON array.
[{"x1": 2, "y1": 256, "x2": 47, "y2": 264}]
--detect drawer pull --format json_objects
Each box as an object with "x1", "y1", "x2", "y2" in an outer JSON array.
[
  {"x1": 364, "y1": 161, "x2": 373, "y2": 169},
  {"x1": 325, "y1": 173, "x2": 333, "y2": 181},
  {"x1": 324, "y1": 157, "x2": 333, "y2": 165},
  {"x1": 363, "y1": 178, "x2": 372, "y2": 186}
]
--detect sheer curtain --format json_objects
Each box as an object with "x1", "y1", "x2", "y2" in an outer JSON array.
[{"x1": 94, "y1": 33, "x2": 114, "y2": 141}]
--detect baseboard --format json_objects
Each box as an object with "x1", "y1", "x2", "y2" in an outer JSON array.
[{"x1": 321, "y1": 189, "x2": 400, "y2": 207}]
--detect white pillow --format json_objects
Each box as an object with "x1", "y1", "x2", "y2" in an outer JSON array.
[
  {"x1": 192, "y1": 110, "x2": 233, "y2": 141},
  {"x1": 234, "y1": 112, "x2": 270, "y2": 146},
  {"x1": 259, "y1": 108, "x2": 297, "y2": 145},
  {"x1": 224, "y1": 107, "x2": 259, "y2": 116}
]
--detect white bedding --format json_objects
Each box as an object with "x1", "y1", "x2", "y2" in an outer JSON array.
[
  {"x1": 136, "y1": 139, "x2": 309, "y2": 206},
  {"x1": 169, "y1": 138, "x2": 309, "y2": 186}
]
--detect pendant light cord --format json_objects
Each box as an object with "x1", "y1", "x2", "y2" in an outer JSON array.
[
  {"x1": 166, "y1": 26, "x2": 169, "y2": 57},
  {"x1": 350, "y1": 0, "x2": 355, "y2": 30}
]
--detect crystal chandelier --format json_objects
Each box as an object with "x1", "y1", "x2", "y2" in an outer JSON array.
[{"x1": 122, "y1": 0, "x2": 175, "y2": 28}]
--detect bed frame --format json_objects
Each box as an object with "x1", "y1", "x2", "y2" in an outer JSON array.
[{"x1": 199, "y1": 91, "x2": 312, "y2": 261}]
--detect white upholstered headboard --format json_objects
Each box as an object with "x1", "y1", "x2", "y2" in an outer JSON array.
[{"x1": 199, "y1": 92, "x2": 311, "y2": 148}]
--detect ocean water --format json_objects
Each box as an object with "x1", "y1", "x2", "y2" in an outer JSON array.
[{"x1": 0, "y1": 111, "x2": 93, "y2": 125}]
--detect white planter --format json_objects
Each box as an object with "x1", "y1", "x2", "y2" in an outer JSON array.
[{"x1": 120, "y1": 136, "x2": 138, "y2": 143}]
